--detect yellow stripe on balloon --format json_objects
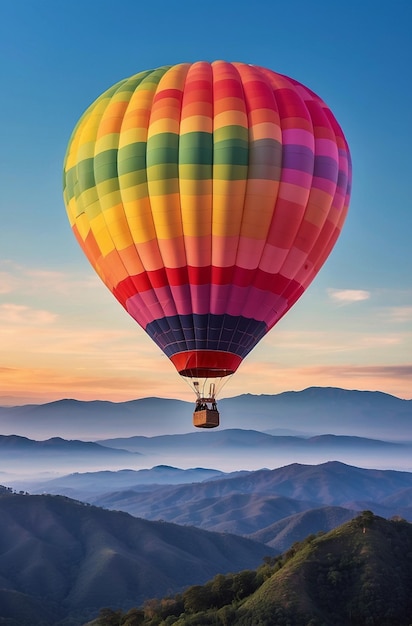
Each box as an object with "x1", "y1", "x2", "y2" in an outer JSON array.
[
  {"x1": 78, "y1": 187, "x2": 99, "y2": 213},
  {"x1": 180, "y1": 196, "x2": 212, "y2": 237},
  {"x1": 180, "y1": 116, "x2": 212, "y2": 134},
  {"x1": 76, "y1": 212, "x2": 92, "y2": 242},
  {"x1": 149, "y1": 193, "x2": 183, "y2": 240},
  {"x1": 240, "y1": 184, "x2": 280, "y2": 239},
  {"x1": 249, "y1": 121, "x2": 282, "y2": 142},
  {"x1": 148, "y1": 119, "x2": 180, "y2": 136},
  {"x1": 214, "y1": 110, "x2": 247, "y2": 130},
  {"x1": 94, "y1": 185, "x2": 122, "y2": 210},
  {"x1": 95, "y1": 133, "x2": 121, "y2": 153},
  {"x1": 103, "y1": 204, "x2": 134, "y2": 250}
]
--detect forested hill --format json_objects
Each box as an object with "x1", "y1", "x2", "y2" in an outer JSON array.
[
  {"x1": 0, "y1": 489, "x2": 273, "y2": 625},
  {"x1": 87, "y1": 512, "x2": 412, "y2": 626}
]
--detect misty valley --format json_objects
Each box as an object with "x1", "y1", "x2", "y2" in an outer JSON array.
[{"x1": 1, "y1": 387, "x2": 412, "y2": 624}]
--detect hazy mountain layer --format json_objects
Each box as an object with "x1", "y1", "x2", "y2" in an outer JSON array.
[
  {"x1": 3, "y1": 427, "x2": 412, "y2": 481},
  {"x1": 0, "y1": 387, "x2": 411, "y2": 440},
  {"x1": 10, "y1": 461, "x2": 412, "y2": 557}
]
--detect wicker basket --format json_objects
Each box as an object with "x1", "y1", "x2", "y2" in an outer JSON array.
[{"x1": 193, "y1": 409, "x2": 220, "y2": 428}]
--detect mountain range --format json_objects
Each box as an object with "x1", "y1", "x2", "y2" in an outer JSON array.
[
  {"x1": 0, "y1": 387, "x2": 411, "y2": 441},
  {"x1": 0, "y1": 434, "x2": 141, "y2": 479},
  {"x1": 2, "y1": 427, "x2": 412, "y2": 482},
  {"x1": 95, "y1": 429, "x2": 412, "y2": 471},
  {"x1": 3, "y1": 457, "x2": 412, "y2": 623},
  {"x1": 0, "y1": 488, "x2": 273, "y2": 625},
  {"x1": 2, "y1": 387, "x2": 412, "y2": 623},
  {"x1": 9, "y1": 460, "x2": 412, "y2": 553}
]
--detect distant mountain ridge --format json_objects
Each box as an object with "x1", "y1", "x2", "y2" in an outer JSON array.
[
  {"x1": 11, "y1": 461, "x2": 412, "y2": 555},
  {"x1": 82, "y1": 461, "x2": 412, "y2": 525},
  {"x1": 0, "y1": 433, "x2": 143, "y2": 479},
  {"x1": 3, "y1": 427, "x2": 412, "y2": 479},
  {"x1": 0, "y1": 387, "x2": 411, "y2": 441}
]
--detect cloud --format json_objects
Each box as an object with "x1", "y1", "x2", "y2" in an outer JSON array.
[
  {"x1": 300, "y1": 363, "x2": 412, "y2": 381},
  {"x1": 0, "y1": 260, "x2": 99, "y2": 298},
  {"x1": 257, "y1": 328, "x2": 407, "y2": 355},
  {"x1": 327, "y1": 288, "x2": 371, "y2": 304},
  {"x1": 0, "y1": 303, "x2": 57, "y2": 325},
  {"x1": 0, "y1": 271, "x2": 17, "y2": 294},
  {"x1": 23, "y1": 268, "x2": 98, "y2": 296},
  {"x1": 384, "y1": 306, "x2": 412, "y2": 323}
]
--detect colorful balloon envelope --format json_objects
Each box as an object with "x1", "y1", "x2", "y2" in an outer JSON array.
[{"x1": 63, "y1": 61, "x2": 351, "y2": 406}]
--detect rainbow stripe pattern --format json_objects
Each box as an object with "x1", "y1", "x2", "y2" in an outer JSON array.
[{"x1": 63, "y1": 61, "x2": 351, "y2": 378}]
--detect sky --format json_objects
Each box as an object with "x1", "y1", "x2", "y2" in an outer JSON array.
[{"x1": 0, "y1": 0, "x2": 411, "y2": 406}]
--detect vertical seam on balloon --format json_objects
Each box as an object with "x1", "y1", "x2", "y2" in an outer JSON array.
[
  {"x1": 236, "y1": 68, "x2": 316, "y2": 336},
  {"x1": 210, "y1": 61, "x2": 222, "y2": 351},
  {"x1": 145, "y1": 69, "x2": 180, "y2": 354},
  {"x1": 199, "y1": 61, "x2": 216, "y2": 379},
  {"x1": 289, "y1": 105, "x2": 351, "y2": 302},
  {"x1": 268, "y1": 74, "x2": 316, "y2": 320},
  {"x1": 203, "y1": 61, "x2": 214, "y2": 377},
  {"x1": 268, "y1": 94, "x2": 342, "y2": 331},
  {"x1": 146, "y1": 65, "x2": 187, "y2": 360},
  {"x1": 200, "y1": 61, "x2": 215, "y2": 378},
  {"x1": 72, "y1": 79, "x2": 130, "y2": 295},
  {"x1": 211, "y1": 61, "x2": 249, "y2": 359},
  {"x1": 90, "y1": 75, "x2": 156, "y2": 332},
  {"x1": 225, "y1": 63, "x2": 279, "y2": 358},
  {"x1": 116, "y1": 70, "x2": 169, "y2": 337},
  {"x1": 219, "y1": 61, "x2": 250, "y2": 360},
  {"x1": 177, "y1": 63, "x2": 196, "y2": 374},
  {"x1": 227, "y1": 63, "x2": 284, "y2": 355}
]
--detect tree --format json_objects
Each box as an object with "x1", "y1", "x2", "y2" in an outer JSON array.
[
  {"x1": 95, "y1": 607, "x2": 122, "y2": 625},
  {"x1": 183, "y1": 585, "x2": 214, "y2": 613}
]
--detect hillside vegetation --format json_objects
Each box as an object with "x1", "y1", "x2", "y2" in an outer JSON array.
[{"x1": 87, "y1": 512, "x2": 412, "y2": 626}]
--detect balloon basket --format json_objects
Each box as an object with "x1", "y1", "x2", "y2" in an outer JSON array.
[{"x1": 193, "y1": 408, "x2": 220, "y2": 429}]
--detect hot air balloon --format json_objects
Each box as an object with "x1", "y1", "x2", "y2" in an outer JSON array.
[{"x1": 63, "y1": 61, "x2": 351, "y2": 428}]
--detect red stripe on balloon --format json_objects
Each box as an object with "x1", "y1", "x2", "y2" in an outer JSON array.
[
  {"x1": 152, "y1": 88, "x2": 183, "y2": 104},
  {"x1": 113, "y1": 267, "x2": 300, "y2": 302},
  {"x1": 170, "y1": 350, "x2": 243, "y2": 377}
]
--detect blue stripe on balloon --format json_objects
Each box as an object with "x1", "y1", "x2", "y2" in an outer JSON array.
[{"x1": 146, "y1": 314, "x2": 268, "y2": 358}]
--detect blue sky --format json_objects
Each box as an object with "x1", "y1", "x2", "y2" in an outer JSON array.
[{"x1": 0, "y1": 0, "x2": 411, "y2": 405}]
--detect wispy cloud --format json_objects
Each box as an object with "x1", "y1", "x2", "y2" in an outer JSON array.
[
  {"x1": 0, "y1": 270, "x2": 18, "y2": 294},
  {"x1": 327, "y1": 288, "x2": 371, "y2": 304},
  {"x1": 0, "y1": 303, "x2": 57, "y2": 325},
  {"x1": 300, "y1": 363, "x2": 412, "y2": 381},
  {"x1": 0, "y1": 260, "x2": 99, "y2": 298},
  {"x1": 260, "y1": 328, "x2": 406, "y2": 354},
  {"x1": 383, "y1": 306, "x2": 412, "y2": 323}
]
